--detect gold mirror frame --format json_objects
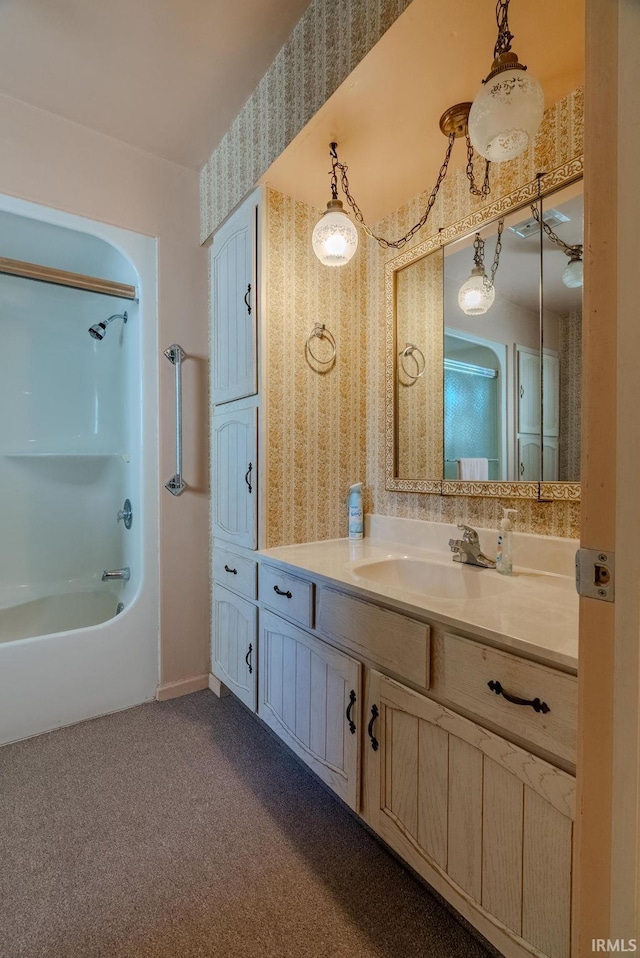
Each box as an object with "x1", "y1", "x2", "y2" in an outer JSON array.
[{"x1": 385, "y1": 156, "x2": 584, "y2": 500}]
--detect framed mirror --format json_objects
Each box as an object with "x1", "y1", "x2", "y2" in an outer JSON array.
[{"x1": 386, "y1": 160, "x2": 583, "y2": 500}]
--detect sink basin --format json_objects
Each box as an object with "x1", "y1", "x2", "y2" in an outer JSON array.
[{"x1": 350, "y1": 556, "x2": 514, "y2": 600}]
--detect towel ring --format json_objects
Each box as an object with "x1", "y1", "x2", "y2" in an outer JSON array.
[
  {"x1": 306, "y1": 324, "x2": 337, "y2": 366},
  {"x1": 399, "y1": 343, "x2": 426, "y2": 381}
]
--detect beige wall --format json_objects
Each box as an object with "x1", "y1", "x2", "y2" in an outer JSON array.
[{"x1": 0, "y1": 93, "x2": 210, "y2": 688}]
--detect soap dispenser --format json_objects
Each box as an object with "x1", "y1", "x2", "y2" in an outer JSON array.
[
  {"x1": 496, "y1": 508, "x2": 517, "y2": 575},
  {"x1": 347, "y1": 483, "x2": 364, "y2": 540}
]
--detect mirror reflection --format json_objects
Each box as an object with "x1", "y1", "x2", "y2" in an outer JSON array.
[{"x1": 394, "y1": 180, "x2": 582, "y2": 485}]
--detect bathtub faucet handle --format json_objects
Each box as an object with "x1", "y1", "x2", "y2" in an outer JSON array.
[
  {"x1": 116, "y1": 499, "x2": 133, "y2": 530},
  {"x1": 102, "y1": 568, "x2": 131, "y2": 582}
]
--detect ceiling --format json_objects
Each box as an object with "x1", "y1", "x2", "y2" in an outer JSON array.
[
  {"x1": 0, "y1": 0, "x2": 312, "y2": 169},
  {"x1": 263, "y1": 0, "x2": 585, "y2": 223}
]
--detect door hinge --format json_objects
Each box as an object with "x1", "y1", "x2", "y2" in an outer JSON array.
[{"x1": 575, "y1": 548, "x2": 615, "y2": 602}]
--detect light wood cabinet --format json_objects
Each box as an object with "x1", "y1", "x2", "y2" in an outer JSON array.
[
  {"x1": 211, "y1": 191, "x2": 257, "y2": 406},
  {"x1": 258, "y1": 608, "x2": 361, "y2": 810},
  {"x1": 363, "y1": 669, "x2": 575, "y2": 958},
  {"x1": 211, "y1": 583, "x2": 257, "y2": 711}
]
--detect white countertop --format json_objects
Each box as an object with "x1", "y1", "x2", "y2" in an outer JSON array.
[{"x1": 258, "y1": 533, "x2": 579, "y2": 673}]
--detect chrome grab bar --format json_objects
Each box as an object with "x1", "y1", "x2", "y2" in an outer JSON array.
[{"x1": 164, "y1": 344, "x2": 187, "y2": 496}]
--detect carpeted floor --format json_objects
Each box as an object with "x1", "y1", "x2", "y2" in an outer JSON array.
[{"x1": 0, "y1": 690, "x2": 498, "y2": 958}]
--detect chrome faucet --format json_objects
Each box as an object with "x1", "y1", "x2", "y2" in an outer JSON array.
[
  {"x1": 448, "y1": 525, "x2": 496, "y2": 569},
  {"x1": 102, "y1": 567, "x2": 131, "y2": 582}
]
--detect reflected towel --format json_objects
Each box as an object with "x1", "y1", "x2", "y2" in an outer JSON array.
[{"x1": 457, "y1": 458, "x2": 489, "y2": 480}]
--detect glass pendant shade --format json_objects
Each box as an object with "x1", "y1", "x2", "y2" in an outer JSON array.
[
  {"x1": 468, "y1": 58, "x2": 544, "y2": 163},
  {"x1": 562, "y1": 256, "x2": 583, "y2": 289},
  {"x1": 458, "y1": 267, "x2": 496, "y2": 316},
  {"x1": 312, "y1": 199, "x2": 358, "y2": 267}
]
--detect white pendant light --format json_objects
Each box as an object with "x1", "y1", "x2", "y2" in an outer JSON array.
[
  {"x1": 562, "y1": 255, "x2": 583, "y2": 289},
  {"x1": 458, "y1": 223, "x2": 504, "y2": 316},
  {"x1": 312, "y1": 198, "x2": 358, "y2": 267},
  {"x1": 468, "y1": 1, "x2": 544, "y2": 163},
  {"x1": 458, "y1": 268, "x2": 496, "y2": 316}
]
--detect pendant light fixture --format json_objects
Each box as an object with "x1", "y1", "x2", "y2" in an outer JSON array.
[
  {"x1": 529, "y1": 203, "x2": 583, "y2": 289},
  {"x1": 468, "y1": 0, "x2": 544, "y2": 162},
  {"x1": 312, "y1": 2, "x2": 544, "y2": 265},
  {"x1": 458, "y1": 221, "x2": 505, "y2": 316},
  {"x1": 311, "y1": 144, "x2": 359, "y2": 267}
]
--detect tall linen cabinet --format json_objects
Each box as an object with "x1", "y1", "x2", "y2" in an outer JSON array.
[{"x1": 210, "y1": 187, "x2": 262, "y2": 708}]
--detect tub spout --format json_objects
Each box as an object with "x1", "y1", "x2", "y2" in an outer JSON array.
[{"x1": 102, "y1": 567, "x2": 130, "y2": 582}]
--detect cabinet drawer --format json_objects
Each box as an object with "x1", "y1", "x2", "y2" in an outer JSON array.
[
  {"x1": 213, "y1": 545, "x2": 257, "y2": 600},
  {"x1": 259, "y1": 564, "x2": 314, "y2": 628},
  {"x1": 434, "y1": 633, "x2": 577, "y2": 765},
  {"x1": 316, "y1": 586, "x2": 430, "y2": 690}
]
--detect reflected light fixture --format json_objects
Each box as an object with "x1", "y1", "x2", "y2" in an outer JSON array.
[
  {"x1": 312, "y1": 1, "x2": 542, "y2": 266},
  {"x1": 468, "y1": 0, "x2": 544, "y2": 162},
  {"x1": 529, "y1": 203, "x2": 583, "y2": 289},
  {"x1": 458, "y1": 222, "x2": 504, "y2": 316},
  {"x1": 311, "y1": 143, "x2": 359, "y2": 266}
]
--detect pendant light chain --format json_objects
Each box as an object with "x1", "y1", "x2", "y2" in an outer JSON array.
[
  {"x1": 529, "y1": 203, "x2": 582, "y2": 259},
  {"x1": 493, "y1": 0, "x2": 514, "y2": 59},
  {"x1": 332, "y1": 134, "x2": 456, "y2": 251},
  {"x1": 466, "y1": 135, "x2": 491, "y2": 197},
  {"x1": 474, "y1": 218, "x2": 505, "y2": 288}
]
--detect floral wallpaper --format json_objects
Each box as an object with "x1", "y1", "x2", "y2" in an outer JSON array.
[{"x1": 200, "y1": 0, "x2": 414, "y2": 243}]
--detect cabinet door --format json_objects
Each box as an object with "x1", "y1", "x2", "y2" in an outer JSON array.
[
  {"x1": 258, "y1": 609, "x2": 361, "y2": 811},
  {"x1": 517, "y1": 434, "x2": 541, "y2": 481},
  {"x1": 211, "y1": 584, "x2": 257, "y2": 711},
  {"x1": 211, "y1": 195, "x2": 257, "y2": 405},
  {"x1": 212, "y1": 405, "x2": 257, "y2": 549},
  {"x1": 543, "y1": 435, "x2": 559, "y2": 482},
  {"x1": 542, "y1": 352, "x2": 560, "y2": 438},
  {"x1": 517, "y1": 347, "x2": 541, "y2": 435},
  {"x1": 363, "y1": 671, "x2": 575, "y2": 958}
]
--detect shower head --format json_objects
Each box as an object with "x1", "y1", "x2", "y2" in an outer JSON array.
[{"x1": 89, "y1": 311, "x2": 128, "y2": 340}]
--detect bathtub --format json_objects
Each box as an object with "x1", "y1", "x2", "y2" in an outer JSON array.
[
  {"x1": 0, "y1": 193, "x2": 159, "y2": 748},
  {"x1": 0, "y1": 590, "x2": 121, "y2": 644}
]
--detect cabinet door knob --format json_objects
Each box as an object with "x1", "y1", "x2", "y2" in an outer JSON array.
[
  {"x1": 367, "y1": 704, "x2": 379, "y2": 751},
  {"x1": 244, "y1": 283, "x2": 252, "y2": 315},
  {"x1": 346, "y1": 689, "x2": 357, "y2": 734},
  {"x1": 487, "y1": 679, "x2": 550, "y2": 714}
]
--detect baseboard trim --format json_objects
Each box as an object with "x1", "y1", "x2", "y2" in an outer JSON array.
[
  {"x1": 156, "y1": 674, "x2": 210, "y2": 702},
  {"x1": 208, "y1": 673, "x2": 230, "y2": 698}
]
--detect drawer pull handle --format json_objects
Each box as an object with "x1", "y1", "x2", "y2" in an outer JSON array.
[
  {"x1": 273, "y1": 585, "x2": 292, "y2": 598},
  {"x1": 224, "y1": 564, "x2": 238, "y2": 575},
  {"x1": 244, "y1": 463, "x2": 253, "y2": 494},
  {"x1": 367, "y1": 704, "x2": 379, "y2": 751},
  {"x1": 488, "y1": 680, "x2": 550, "y2": 714},
  {"x1": 346, "y1": 689, "x2": 357, "y2": 734},
  {"x1": 245, "y1": 643, "x2": 253, "y2": 674},
  {"x1": 244, "y1": 283, "x2": 252, "y2": 315}
]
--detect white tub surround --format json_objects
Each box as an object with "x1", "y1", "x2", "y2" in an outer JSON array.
[
  {"x1": 258, "y1": 515, "x2": 579, "y2": 672},
  {"x1": 0, "y1": 194, "x2": 159, "y2": 747}
]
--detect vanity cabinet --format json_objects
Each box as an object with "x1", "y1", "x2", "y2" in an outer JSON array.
[
  {"x1": 258, "y1": 608, "x2": 361, "y2": 810},
  {"x1": 363, "y1": 670, "x2": 574, "y2": 958},
  {"x1": 249, "y1": 559, "x2": 577, "y2": 958},
  {"x1": 211, "y1": 583, "x2": 257, "y2": 710}
]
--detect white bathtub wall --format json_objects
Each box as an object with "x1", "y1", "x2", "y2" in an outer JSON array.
[
  {"x1": 0, "y1": 198, "x2": 159, "y2": 745},
  {"x1": 0, "y1": 93, "x2": 210, "y2": 692}
]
